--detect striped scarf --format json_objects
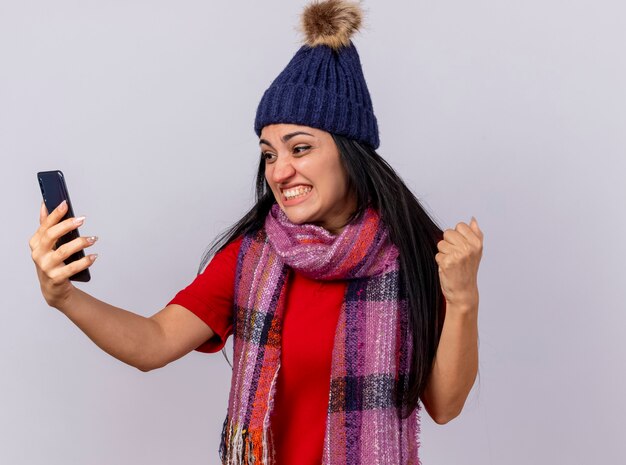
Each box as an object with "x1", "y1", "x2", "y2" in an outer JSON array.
[{"x1": 219, "y1": 203, "x2": 421, "y2": 464}]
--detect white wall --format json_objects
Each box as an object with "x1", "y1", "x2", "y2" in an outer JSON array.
[{"x1": 1, "y1": 0, "x2": 624, "y2": 463}]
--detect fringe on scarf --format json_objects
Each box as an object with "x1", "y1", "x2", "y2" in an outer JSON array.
[
  {"x1": 219, "y1": 419, "x2": 277, "y2": 465},
  {"x1": 219, "y1": 362, "x2": 281, "y2": 465}
]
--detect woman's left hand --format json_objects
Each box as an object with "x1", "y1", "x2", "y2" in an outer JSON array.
[{"x1": 435, "y1": 217, "x2": 484, "y2": 311}]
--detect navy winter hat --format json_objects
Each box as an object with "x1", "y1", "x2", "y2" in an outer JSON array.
[{"x1": 254, "y1": 0, "x2": 380, "y2": 149}]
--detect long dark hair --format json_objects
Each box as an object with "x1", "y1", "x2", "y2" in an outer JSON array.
[{"x1": 198, "y1": 133, "x2": 446, "y2": 418}]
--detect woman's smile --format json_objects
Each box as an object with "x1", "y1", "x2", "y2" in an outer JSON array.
[{"x1": 281, "y1": 185, "x2": 313, "y2": 205}]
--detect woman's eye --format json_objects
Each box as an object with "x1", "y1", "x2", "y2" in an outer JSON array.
[
  {"x1": 294, "y1": 145, "x2": 311, "y2": 155},
  {"x1": 261, "y1": 152, "x2": 276, "y2": 162}
]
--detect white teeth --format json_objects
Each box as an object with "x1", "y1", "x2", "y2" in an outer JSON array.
[{"x1": 283, "y1": 185, "x2": 312, "y2": 200}]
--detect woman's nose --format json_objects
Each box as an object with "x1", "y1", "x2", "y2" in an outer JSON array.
[{"x1": 271, "y1": 155, "x2": 296, "y2": 183}]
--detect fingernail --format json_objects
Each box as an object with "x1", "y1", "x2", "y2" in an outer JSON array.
[
  {"x1": 87, "y1": 236, "x2": 98, "y2": 244},
  {"x1": 73, "y1": 216, "x2": 85, "y2": 226},
  {"x1": 59, "y1": 200, "x2": 67, "y2": 210},
  {"x1": 90, "y1": 254, "x2": 98, "y2": 262}
]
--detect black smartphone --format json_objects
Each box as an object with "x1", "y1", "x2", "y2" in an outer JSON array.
[{"x1": 37, "y1": 170, "x2": 91, "y2": 282}]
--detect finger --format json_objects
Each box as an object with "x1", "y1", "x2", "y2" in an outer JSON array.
[
  {"x1": 40, "y1": 215, "x2": 85, "y2": 250},
  {"x1": 39, "y1": 201, "x2": 48, "y2": 224},
  {"x1": 31, "y1": 201, "x2": 54, "y2": 250},
  {"x1": 470, "y1": 216, "x2": 484, "y2": 239},
  {"x1": 435, "y1": 251, "x2": 448, "y2": 270},
  {"x1": 42, "y1": 200, "x2": 69, "y2": 230},
  {"x1": 49, "y1": 254, "x2": 97, "y2": 283},
  {"x1": 436, "y1": 239, "x2": 454, "y2": 253},
  {"x1": 34, "y1": 200, "x2": 69, "y2": 244},
  {"x1": 436, "y1": 254, "x2": 446, "y2": 274},
  {"x1": 443, "y1": 227, "x2": 467, "y2": 246},
  {"x1": 54, "y1": 235, "x2": 98, "y2": 263},
  {"x1": 454, "y1": 222, "x2": 482, "y2": 246}
]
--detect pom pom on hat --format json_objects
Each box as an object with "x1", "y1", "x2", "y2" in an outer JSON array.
[
  {"x1": 254, "y1": 0, "x2": 380, "y2": 149},
  {"x1": 300, "y1": 0, "x2": 363, "y2": 50}
]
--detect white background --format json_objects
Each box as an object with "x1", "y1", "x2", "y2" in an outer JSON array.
[{"x1": 1, "y1": 0, "x2": 624, "y2": 463}]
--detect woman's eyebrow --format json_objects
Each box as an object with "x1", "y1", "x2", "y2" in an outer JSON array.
[
  {"x1": 259, "y1": 131, "x2": 315, "y2": 148},
  {"x1": 282, "y1": 131, "x2": 314, "y2": 142}
]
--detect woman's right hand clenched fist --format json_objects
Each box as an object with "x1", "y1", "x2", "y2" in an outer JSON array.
[{"x1": 29, "y1": 200, "x2": 98, "y2": 309}]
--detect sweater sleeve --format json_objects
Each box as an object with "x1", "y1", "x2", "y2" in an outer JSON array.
[{"x1": 166, "y1": 236, "x2": 243, "y2": 353}]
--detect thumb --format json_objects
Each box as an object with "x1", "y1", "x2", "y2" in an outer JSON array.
[{"x1": 469, "y1": 216, "x2": 481, "y2": 235}]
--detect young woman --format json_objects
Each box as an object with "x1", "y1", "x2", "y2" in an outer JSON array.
[{"x1": 29, "y1": 1, "x2": 483, "y2": 464}]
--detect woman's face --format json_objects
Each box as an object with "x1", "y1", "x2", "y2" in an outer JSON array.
[{"x1": 260, "y1": 123, "x2": 356, "y2": 235}]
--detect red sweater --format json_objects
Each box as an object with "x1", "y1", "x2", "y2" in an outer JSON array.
[{"x1": 167, "y1": 236, "x2": 346, "y2": 464}]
